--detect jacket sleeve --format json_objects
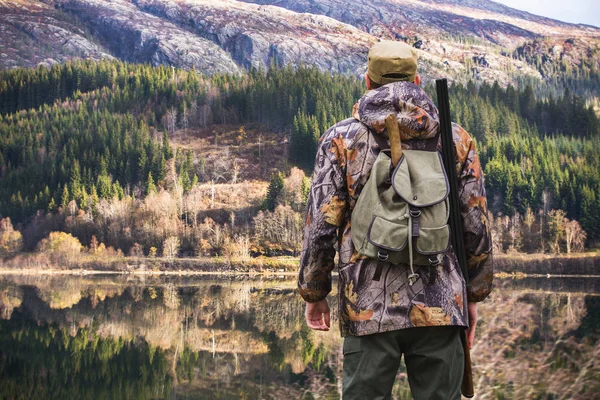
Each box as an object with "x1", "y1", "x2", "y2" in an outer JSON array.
[
  {"x1": 453, "y1": 124, "x2": 494, "y2": 303},
  {"x1": 298, "y1": 126, "x2": 348, "y2": 303}
]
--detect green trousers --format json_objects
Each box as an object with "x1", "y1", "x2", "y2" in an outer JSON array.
[{"x1": 342, "y1": 326, "x2": 464, "y2": 400}]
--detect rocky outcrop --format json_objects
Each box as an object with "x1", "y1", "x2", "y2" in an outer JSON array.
[
  {"x1": 237, "y1": 0, "x2": 540, "y2": 46},
  {"x1": 513, "y1": 37, "x2": 600, "y2": 78},
  {"x1": 0, "y1": 0, "x2": 112, "y2": 69},
  {"x1": 238, "y1": 0, "x2": 600, "y2": 45},
  {"x1": 133, "y1": 0, "x2": 376, "y2": 75},
  {"x1": 53, "y1": 0, "x2": 241, "y2": 75}
]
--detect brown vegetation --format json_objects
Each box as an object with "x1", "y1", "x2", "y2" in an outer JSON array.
[{"x1": 491, "y1": 206, "x2": 588, "y2": 255}]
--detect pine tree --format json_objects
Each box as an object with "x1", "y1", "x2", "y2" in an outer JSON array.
[
  {"x1": 61, "y1": 185, "x2": 70, "y2": 209},
  {"x1": 262, "y1": 172, "x2": 285, "y2": 211},
  {"x1": 146, "y1": 172, "x2": 157, "y2": 195}
]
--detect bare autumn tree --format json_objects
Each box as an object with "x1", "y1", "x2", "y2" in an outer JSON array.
[
  {"x1": 199, "y1": 103, "x2": 211, "y2": 128},
  {"x1": 489, "y1": 215, "x2": 504, "y2": 254},
  {"x1": 282, "y1": 167, "x2": 307, "y2": 211},
  {"x1": 183, "y1": 185, "x2": 209, "y2": 230},
  {"x1": 95, "y1": 196, "x2": 135, "y2": 251},
  {"x1": 211, "y1": 147, "x2": 231, "y2": 183},
  {"x1": 189, "y1": 99, "x2": 199, "y2": 124},
  {"x1": 253, "y1": 205, "x2": 303, "y2": 250},
  {"x1": 257, "y1": 134, "x2": 263, "y2": 159},
  {"x1": 163, "y1": 236, "x2": 180, "y2": 262},
  {"x1": 540, "y1": 190, "x2": 552, "y2": 251},
  {"x1": 166, "y1": 107, "x2": 178, "y2": 135},
  {"x1": 199, "y1": 218, "x2": 226, "y2": 256},
  {"x1": 134, "y1": 190, "x2": 180, "y2": 249},
  {"x1": 509, "y1": 212, "x2": 523, "y2": 252},
  {"x1": 499, "y1": 214, "x2": 511, "y2": 252},
  {"x1": 564, "y1": 218, "x2": 586, "y2": 253},
  {"x1": 181, "y1": 101, "x2": 189, "y2": 138},
  {"x1": 231, "y1": 159, "x2": 240, "y2": 184}
]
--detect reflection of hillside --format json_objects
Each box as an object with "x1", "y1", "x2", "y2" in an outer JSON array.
[
  {"x1": 0, "y1": 316, "x2": 173, "y2": 400},
  {"x1": 0, "y1": 283, "x2": 22, "y2": 319},
  {"x1": 0, "y1": 275, "x2": 597, "y2": 399},
  {"x1": 475, "y1": 288, "x2": 599, "y2": 398},
  {"x1": 0, "y1": 275, "x2": 342, "y2": 398},
  {"x1": 185, "y1": 328, "x2": 268, "y2": 354}
]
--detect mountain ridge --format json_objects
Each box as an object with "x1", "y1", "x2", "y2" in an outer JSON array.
[{"x1": 0, "y1": 0, "x2": 599, "y2": 96}]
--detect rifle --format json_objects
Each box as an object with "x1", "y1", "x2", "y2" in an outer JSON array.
[{"x1": 436, "y1": 78, "x2": 475, "y2": 398}]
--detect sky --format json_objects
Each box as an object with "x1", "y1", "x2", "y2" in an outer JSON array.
[{"x1": 492, "y1": 0, "x2": 600, "y2": 27}]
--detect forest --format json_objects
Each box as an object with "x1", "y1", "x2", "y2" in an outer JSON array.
[{"x1": 0, "y1": 59, "x2": 598, "y2": 265}]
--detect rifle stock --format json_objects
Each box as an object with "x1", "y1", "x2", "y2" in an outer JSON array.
[
  {"x1": 436, "y1": 78, "x2": 474, "y2": 398},
  {"x1": 385, "y1": 114, "x2": 403, "y2": 167}
]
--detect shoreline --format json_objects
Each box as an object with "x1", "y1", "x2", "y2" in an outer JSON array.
[
  {"x1": 1, "y1": 252, "x2": 598, "y2": 277},
  {"x1": 0, "y1": 269, "x2": 599, "y2": 279},
  {"x1": 0, "y1": 268, "x2": 299, "y2": 277}
]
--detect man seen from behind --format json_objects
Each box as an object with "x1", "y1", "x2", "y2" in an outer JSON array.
[{"x1": 298, "y1": 40, "x2": 494, "y2": 400}]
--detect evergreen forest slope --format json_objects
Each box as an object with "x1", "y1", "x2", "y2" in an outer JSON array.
[
  {"x1": 0, "y1": 60, "x2": 598, "y2": 265},
  {"x1": 1, "y1": 0, "x2": 600, "y2": 264}
]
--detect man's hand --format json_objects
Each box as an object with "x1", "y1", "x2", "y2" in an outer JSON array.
[
  {"x1": 305, "y1": 299, "x2": 331, "y2": 331},
  {"x1": 466, "y1": 302, "x2": 477, "y2": 349}
]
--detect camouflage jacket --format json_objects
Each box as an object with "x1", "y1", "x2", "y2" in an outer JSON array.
[{"x1": 298, "y1": 81, "x2": 494, "y2": 337}]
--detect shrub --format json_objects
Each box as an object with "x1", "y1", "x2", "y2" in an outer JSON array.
[
  {"x1": 36, "y1": 231, "x2": 82, "y2": 266},
  {"x1": 0, "y1": 217, "x2": 23, "y2": 259}
]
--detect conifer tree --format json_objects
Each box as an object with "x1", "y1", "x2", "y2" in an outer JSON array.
[
  {"x1": 263, "y1": 172, "x2": 285, "y2": 211},
  {"x1": 146, "y1": 172, "x2": 157, "y2": 195}
]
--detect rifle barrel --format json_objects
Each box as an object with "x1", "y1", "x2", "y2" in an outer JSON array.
[{"x1": 436, "y1": 78, "x2": 474, "y2": 398}]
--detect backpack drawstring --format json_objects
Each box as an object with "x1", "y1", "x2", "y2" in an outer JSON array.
[{"x1": 407, "y1": 211, "x2": 419, "y2": 286}]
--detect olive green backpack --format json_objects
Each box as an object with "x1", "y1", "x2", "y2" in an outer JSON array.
[{"x1": 351, "y1": 117, "x2": 450, "y2": 286}]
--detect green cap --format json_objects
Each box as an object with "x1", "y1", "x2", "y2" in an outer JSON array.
[{"x1": 367, "y1": 41, "x2": 418, "y2": 85}]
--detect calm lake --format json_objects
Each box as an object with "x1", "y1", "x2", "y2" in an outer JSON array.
[{"x1": 0, "y1": 274, "x2": 598, "y2": 399}]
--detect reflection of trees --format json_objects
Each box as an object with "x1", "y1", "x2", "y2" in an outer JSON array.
[
  {"x1": 473, "y1": 280, "x2": 599, "y2": 399},
  {"x1": 0, "y1": 316, "x2": 173, "y2": 400},
  {"x1": 5, "y1": 275, "x2": 596, "y2": 399},
  {"x1": 0, "y1": 283, "x2": 23, "y2": 319},
  {"x1": 0, "y1": 276, "x2": 343, "y2": 398}
]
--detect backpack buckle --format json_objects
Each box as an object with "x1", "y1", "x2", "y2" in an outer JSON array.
[
  {"x1": 378, "y1": 251, "x2": 389, "y2": 262},
  {"x1": 428, "y1": 255, "x2": 441, "y2": 266},
  {"x1": 409, "y1": 208, "x2": 421, "y2": 218}
]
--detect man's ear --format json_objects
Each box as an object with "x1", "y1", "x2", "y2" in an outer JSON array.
[
  {"x1": 414, "y1": 75, "x2": 421, "y2": 86},
  {"x1": 365, "y1": 72, "x2": 372, "y2": 90}
]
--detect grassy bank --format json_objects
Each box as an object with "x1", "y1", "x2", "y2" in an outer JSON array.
[
  {"x1": 0, "y1": 253, "x2": 300, "y2": 275},
  {"x1": 1, "y1": 252, "x2": 599, "y2": 276}
]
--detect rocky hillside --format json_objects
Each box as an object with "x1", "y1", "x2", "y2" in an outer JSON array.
[
  {"x1": 1, "y1": 0, "x2": 599, "y2": 92},
  {"x1": 0, "y1": 0, "x2": 111, "y2": 69}
]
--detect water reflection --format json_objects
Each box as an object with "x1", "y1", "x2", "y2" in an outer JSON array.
[{"x1": 0, "y1": 275, "x2": 598, "y2": 399}]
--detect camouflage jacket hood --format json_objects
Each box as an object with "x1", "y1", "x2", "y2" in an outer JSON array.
[
  {"x1": 298, "y1": 81, "x2": 494, "y2": 337},
  {"x1": 352, "y1": 82, "x2": 440, "y2": 141}
]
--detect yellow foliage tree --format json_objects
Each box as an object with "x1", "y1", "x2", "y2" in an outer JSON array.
[
  {"x1": 0, "y1": 217, "x2": 23, "y2": 259},
  {"x1": 37, "y1": 231, "x2": 82, "y2": 266}
]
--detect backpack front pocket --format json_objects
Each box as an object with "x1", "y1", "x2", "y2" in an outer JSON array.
[
  {"x1": 416, "y1": 225, "x2": 450, "y2": 255},
  {"x1": 367, "y1": 216, "x2": 408, "y2": 252}
]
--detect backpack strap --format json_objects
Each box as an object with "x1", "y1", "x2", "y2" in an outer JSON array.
[
  {"x1": 371, "y1": 130, "x2": 391, "y2": 151},
  {"x1": 423, "y1": 133, "x2": 441, "y2": 152},
  {"x1": 370, "y1": 130, "x2": 440, "y2": 153}
]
